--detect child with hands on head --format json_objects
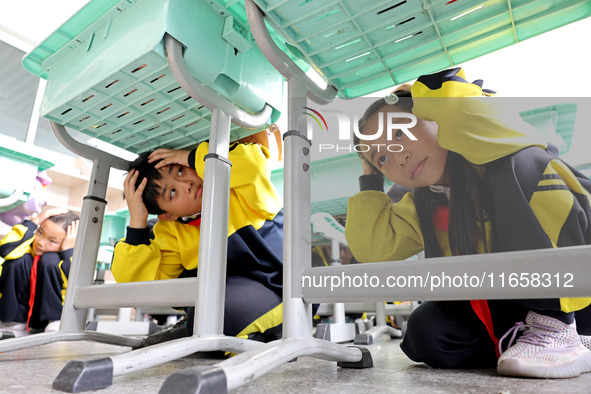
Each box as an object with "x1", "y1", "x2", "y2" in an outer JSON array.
[
  {"x1": 125, "y1": 148, "x2": 204, "y2": 227},
  {"x1": 112, "y1": 138, "x2": 284, "y2": 345},
  {"x1": 345, "y1": 67, "x2": 591, "y2": 378},
  {"x1": 0, "y1": 208, "x2": 79, "y2": 337}
]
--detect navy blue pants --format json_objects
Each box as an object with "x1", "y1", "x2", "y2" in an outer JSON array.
[
  {"x1": 185, "y1": 275, "x2": 282, "y2": 341},
  {"x1": 0, "y1": 252, "x2": 67, "y2": 329}
]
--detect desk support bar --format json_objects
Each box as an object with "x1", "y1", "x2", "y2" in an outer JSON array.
[
  {"x1": 283, "y1": 77, "x2": 314, "y2": 339},
  {"x1": 193, "y1": 108, "x2": 232, "y2": 336},
  {"x1": 302, "y1": 245, "x2": 591, "y2": 303},
  {"x1": 165, "y1": 76, "x2": 371, "y2": 394},
  {"x1": 50, "y1": 101, "x2": 262, "y2": 393},
  {"x1": 50, "y1": 123, "x2": 119, "y2": 332},
  {"x1": 245, "y1": 0, "x2": 338, "y2": 106},
  {"x1": 165, "y1": 34, "x2": 272, "y2": 129},
  {"x1": 0, "y1": 122, "x2": 137, "y2": 353},
  {"x1": 50, "y1": 122, "x2": 129, "y2": 171},
  {"x1": 73, "y1": 278, "x2": 198, "y2": 308}
]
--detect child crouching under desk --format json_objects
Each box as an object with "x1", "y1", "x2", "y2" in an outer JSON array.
[
  {"x1": 345, "y1": 68, "x2": 591, "y2": 378},
  {"x1": 112, "y1": 132, "x2": 284, "y2": 346},
  {"x1": 0, "y1": 208, "x2": 79, "y2": 336}
]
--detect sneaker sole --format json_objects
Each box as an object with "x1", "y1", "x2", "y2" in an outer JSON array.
[{"x1": 498, "y1": 351, "x2": 591, "y2": 379}]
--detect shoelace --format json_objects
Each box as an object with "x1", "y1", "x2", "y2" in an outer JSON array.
[{"x1": 498, "y1": 321, "x2": 560, "y2": 356}]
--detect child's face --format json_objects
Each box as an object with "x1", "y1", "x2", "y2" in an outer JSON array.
[
  {"x1": 33, "y1": 220, "x2": 66, "y2": 255},
  {"x1": 361, "y1": 106, "x2": 448, "y2": 188},
  {"x1": 155, "y1": 164, "x2": 204, "y2": 220}
]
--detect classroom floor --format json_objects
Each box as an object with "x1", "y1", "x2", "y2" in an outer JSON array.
[{"x1": 1, "y1": 333, "x2": 590, "y2": 393}]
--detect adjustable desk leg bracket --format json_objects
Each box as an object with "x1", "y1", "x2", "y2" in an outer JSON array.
[
  {"x1": 50, "y1": 30, "x2": 275, "y2": 392},
  {"x1": 0, "y1": 123, "x2": 142, "y2": 354},
  {"x1": 354, "y1": 302, "x2": 402, "y2": 345},
  {"x1": 166, "y1": 59, "x2": 372, "y2": 392}
]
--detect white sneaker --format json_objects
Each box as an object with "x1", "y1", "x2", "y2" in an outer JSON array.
[
  {"x1": 497, "y1": 311, "x2": 591, "y2": 378},
  {"x1": 0, "y1": 321, "x2": 29, "y2": 337},
  {"x1": 44, "y1": 320, "x2": 61, "y2": 332},
  {"x1": 580, "y1": 335, "x2": 591, "y2": 351}
]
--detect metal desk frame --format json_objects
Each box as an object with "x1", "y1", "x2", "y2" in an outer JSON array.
[{"x1": 157, "y1": 1, "x2": 591, "y2": 392}]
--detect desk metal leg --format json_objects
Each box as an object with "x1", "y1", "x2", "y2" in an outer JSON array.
[
  {"x1": 0, "y1": 122, "x2": 141, "y2": 354},
  {"x1": 354, "y1": 302, "x2": 402, "y2": 345},
  {"x1": 158, "y1": 76, "x2": 372, "y2": 394},
  {"x1": 160, "y1": 338, "x2": 372, "y2": 393},
  {"x1": 314, "y1": 240, "x2": 357, "y2": 343},
  {"x1": 52, "y1": 335, "x2": 262, "y2": 392},
  {"x1": 52, "y1": 108, "x2": 270, "y2": 391}
]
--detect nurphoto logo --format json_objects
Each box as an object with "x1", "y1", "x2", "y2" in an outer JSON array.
[
  {"x1": 304, "y1": 107, "x2": 418, "y2": 153},
  {"x1": 302, "y1": 107, "x2": 328, "y2": 132}
]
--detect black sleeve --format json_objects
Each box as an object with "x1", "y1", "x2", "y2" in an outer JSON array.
[
  {"x1": 124, "y1": 226, "x2": 151, "y2": 246},
  {"x1": 359, "y1": 174, "x2": 384, "y2": 192},
  {"x1": 187, "y1": 148, "x2": 197, "y2": 170}
]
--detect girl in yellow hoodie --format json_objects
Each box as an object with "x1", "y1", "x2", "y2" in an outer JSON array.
[{"x1": 345, "y1": 68, "x2": 591, "y2": 378}]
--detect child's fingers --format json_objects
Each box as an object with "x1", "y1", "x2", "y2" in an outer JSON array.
[
  {"x1": 68, "y1": 220, "x2": 79, "y2": 236},
  {"x1": 124, "y1": 170, "x2": 147, "y2": 193},
  {"x1": 60, "y1": 220, "x2": 79, "y2": 251},
  {"x1": 361, "y1": 158, "x2": 381, "y2": 176},
  {"x1": 125, "y1": 168, "x2": 136, "y2": 180},
  {"x1": 124, "y1": 169, "x2": 138, "y2": 188},
  {"x1": 135, "y1": 176, "x2": 148, "y2": 194},
  {"x1": 153, "y1": 159, "x2": 173, "y2": 169},
  {"x1": 149, "y1": 149, "x2": 189, "y2": 169},
  {"x1": 153, "y1": 157, "x2": 176, "y2": 169},
  {"x1": 148, "y1": 149, "x2": 172, "y2": 163},
  {"x1": 151, "y1": 152, "x2": 177, "y2": 169}
]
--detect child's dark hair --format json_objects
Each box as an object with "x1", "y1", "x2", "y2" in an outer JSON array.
[
  {"x1": 354, "y1": 90, "x2": 492, "y2": 257},
  {"x1": 414, "y1": 152, "x2": 492, "y2": 257},
  {"x1": 47, "y1": 211, "x2": 80, "y2": 231},
  {"x1": 129, "y1": 151, "x2": 165, "y2": 215}
]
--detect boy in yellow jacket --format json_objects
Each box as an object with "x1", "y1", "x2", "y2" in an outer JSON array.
[{"x1": 111, "y1": 141, "x2": 283, "y2": 344}]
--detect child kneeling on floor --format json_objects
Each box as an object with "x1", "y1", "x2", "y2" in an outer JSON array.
[
  {"x1": 0, "y1": 208, "x2": 79, "y2": 337},
  {"x1": 345, "y1": 68, "x2": 591, "y2": 378},
  {"x1": 111, "y1": 136, "x2": 283, "y2": 346}
]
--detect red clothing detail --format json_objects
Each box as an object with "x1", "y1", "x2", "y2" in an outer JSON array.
[
  {"x1": 27, "y1": 255, "x2": 40, "y2": 331},
  {"x1": 470, "y1": 299, "x2": 500, "y2": 358},
  {"x1": 187, "y1": 217, "x2": 201, "y2": 227},
  {"x1": 431, "y1": 204, "x2": 449, "y2": 232},
  {"x1": 431, "y1": 207, "x2": 499, "y2": 357}
]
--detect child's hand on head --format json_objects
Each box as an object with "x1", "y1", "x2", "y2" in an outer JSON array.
[
  {"x1": 148, "y1": 149, "x2": 191, "y2": 169},
  {"x1": 60, "y1": 220, "x2": 78, "y2": 251},
  {"x1": 362, "y1": 158, "x2": 382, "y2": 177},
  {"x1": 32, "y1": 207, "x2": 69, "y2": 226},
  {"x1": 124, "y1": 169, "x2": 150, "y2": 228}
]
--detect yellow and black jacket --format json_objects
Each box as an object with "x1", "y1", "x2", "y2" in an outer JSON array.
[
  {"x1": 111, "y1": 141, "x2": 284, "y2": 295},
  {"x1": 0, "y1": 220, "x2": 73, "y2": 325},
  {"x1": 346, "y1": 68, "x2": 591, "y2": 320}
]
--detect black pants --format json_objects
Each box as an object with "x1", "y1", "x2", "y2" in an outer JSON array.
[
  {"x1": 401, "y1": 300, "x2": 591, "y2": 369},
  {"x1": 185, "y1": 275, "x2": 282, "y2": 340},
  {"x1": 0, "y1": 252, "x2": 66, "y2": 328}
]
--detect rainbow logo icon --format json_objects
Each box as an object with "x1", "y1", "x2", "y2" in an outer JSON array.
[{"x1": 302, "y1": 107, "x2": 328, "y2": 132}]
